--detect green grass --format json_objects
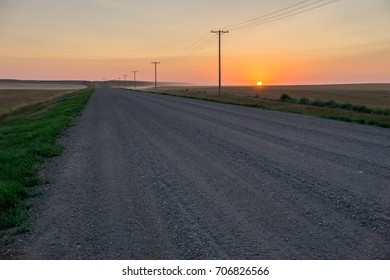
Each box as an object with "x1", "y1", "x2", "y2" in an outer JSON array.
[
  {"x1": 280, "y1": 94, "x2": 390, "y2": 116},
  {"x1": 14, "y1": 225, "x2": 29, "y2": 235},
  {"x1": 0, "y1": 88, "x2": 93, "y2": 229}
]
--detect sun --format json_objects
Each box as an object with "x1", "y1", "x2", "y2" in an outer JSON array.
[{"x1": 256, "y1": 81, "x2": 263, "y2": 86}]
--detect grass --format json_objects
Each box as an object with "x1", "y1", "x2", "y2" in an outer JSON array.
[
  {"x1": 142, "y1": 88, "x2": 390, "y2": 128},
  {"x1": 14, "y1": 225, "x2": 29, "y2": 235},
  {"x1": 153, "y1": 84, "x2": 390, "y2": 108},
  {"x1": 3, "y1": 235, "x2": 13, "y2": 245},
  {"x1": 279, "y1": 94, "x2": 390, "y2": 116},
  {"x1": 278, "y1": 94, "x2": 390, "y2": 127},
  {"x1": 0, "y1": 81, "x2": 89, "y2": 121},
  {"x1": 0, "y1": 88, "x2": 93, "y2": 229},
  {"x1": 0, "y1": 90, "x2": 69, "y2": 111}
]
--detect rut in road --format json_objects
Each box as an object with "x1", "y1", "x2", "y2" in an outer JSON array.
[{"x1": 6, "y1": 84, "x2": 390, "y2": 259}]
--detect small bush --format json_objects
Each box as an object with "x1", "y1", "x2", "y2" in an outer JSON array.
[
  {"x1": 14, "y1": 225, "x2": 29, "y2": 235},
  {"x1": 352, "y1": 105, "x2": 371, "y2": 114},
  {"x1": 324, "y1": 100, "x2": 337, "y2": 108},
  {"x1": 280, "y1": 94, "x2": 294, "y2": 102},
  {"x1": 299, "y1": 97, "x2": 310, "y2": 105},
  {"x1": 339, "y1": 103, "x2": 353, "y2": 110},
  {"x1": 312, "y1": 100, "x2": 325, "y2": 107},
  {"x1": 383, "y1": 109, "x2": 390, "y2": 116}
]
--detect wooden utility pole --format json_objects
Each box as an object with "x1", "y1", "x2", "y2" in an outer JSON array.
[
  {"x1": 132, "y1": 71, "x2": 138, "y2": 90},
  {"x1": 151, "y1": 62, "x2": 160, "y2": 92},
  {"x1": 123, "y1": 74, "x2": 127, "y2": 89},
  {"x1": 211, "y1": 30, "x2": 229, "y2": 97}
]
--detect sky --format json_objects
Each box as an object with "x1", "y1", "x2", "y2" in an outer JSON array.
[{"x1": 0, "y1": 0, "x2": 389, "y2": 85}]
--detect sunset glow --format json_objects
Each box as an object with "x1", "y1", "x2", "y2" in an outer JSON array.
[
  {"x1": 0, "y1": 0, "x2": 389, "y2": 85},
  {"x1": 257, "y1": 82, "x2": 263, "y2": 86}
]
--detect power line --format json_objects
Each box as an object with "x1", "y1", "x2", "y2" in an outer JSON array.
[
  {"x1": 231, "y1": 1, "x2": 335, "y2": 31},
  {"x1": 206, "y1": 1, "x2": 339, "y2": 96},
  {"x1": 146, "y1": 0, "x2": 339, "y2": 90},
  {"x1": 166, "y1": 1, "x2": 339, "y2": 63},
  {"x1": 223, "y1": 0, "x2": 311, "y2": 30},
  {"x1": 175, "y1": 32, "x2": 211, "y2": 56},
  {"x1": 158, "y1": 0, "x2": 324, "y2": 62},
  {"x1": 178, "y1": 36, "x2": 217, "y2": 58},
  {"x1": 161, "y1": 1, "x2": 338, "y2": 65},
  {"x1": 163, "y1": 32, "x2": 216, "y2": 62},
  {"x1": 228, "y1": 0, "x2": 339, "y2": 31}
]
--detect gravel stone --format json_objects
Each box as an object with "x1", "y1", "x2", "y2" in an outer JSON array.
[{"x1": 3, "y1": 83, "x2": 390, "y2": 259}]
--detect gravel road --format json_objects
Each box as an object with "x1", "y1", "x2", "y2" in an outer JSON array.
[{"x1": 5, "y1": 84, "x2": 390, "y2": 259}]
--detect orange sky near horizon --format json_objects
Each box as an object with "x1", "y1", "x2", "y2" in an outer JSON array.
[{"x1": 1, "y1": 0, "x2": 389, "y2": 85}]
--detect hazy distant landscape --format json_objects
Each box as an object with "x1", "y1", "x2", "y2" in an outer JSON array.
[{"x1": 4, "y1": 79, "x2": 388, "y2": 126}]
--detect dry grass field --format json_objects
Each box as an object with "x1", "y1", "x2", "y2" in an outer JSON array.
[
  {"x1": 138, "y1": 83, "x2": 390, "y2": 128},
  {"x1": 0, "y1": 82, "x2": 87, "y2": 118},
  {"x1": 154, "y1": 84, "x2": 390, "y2": 109}
]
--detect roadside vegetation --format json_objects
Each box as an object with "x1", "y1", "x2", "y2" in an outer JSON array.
[
  {"x1": 146, "y1": 89, "x2": 390, "y2": 128},
  {"x1": 277, "y1": 94, "x2": 390, "y2": 127},
  {"x1": 279, "y1": 94, "x2": 390, "y2": 115},
  {"x1": 0, "y1": 88, "x2": 93, "y2": 229}
]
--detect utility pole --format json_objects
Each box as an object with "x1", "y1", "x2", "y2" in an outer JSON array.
[
  {"x1": 151, "y1": 62, "x2": 160, "y2": 92},
  {"x1": 132, "y1": 71, "x2": 138, "y2": 90},
  {"x1": 211, "y1": 30, "x2": 229, "y2": 97},
  {"x1": 123, "y1": 74, "x2": 127, "y2": 89}
]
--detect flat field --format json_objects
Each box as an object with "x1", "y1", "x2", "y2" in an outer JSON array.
[
  {"x1": 0, "y1": 82, "x2": 87, "y2": 116},
  {"x1": 155, "y1": 84, "x2": 390, "y2": 109},
  {"x1": 142, "y1": 83, "x2": 390, "y2": 128}
]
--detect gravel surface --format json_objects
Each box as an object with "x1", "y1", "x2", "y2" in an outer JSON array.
[{"x1": 3, "y1": 83, "x2": 390, "y2": 259}]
